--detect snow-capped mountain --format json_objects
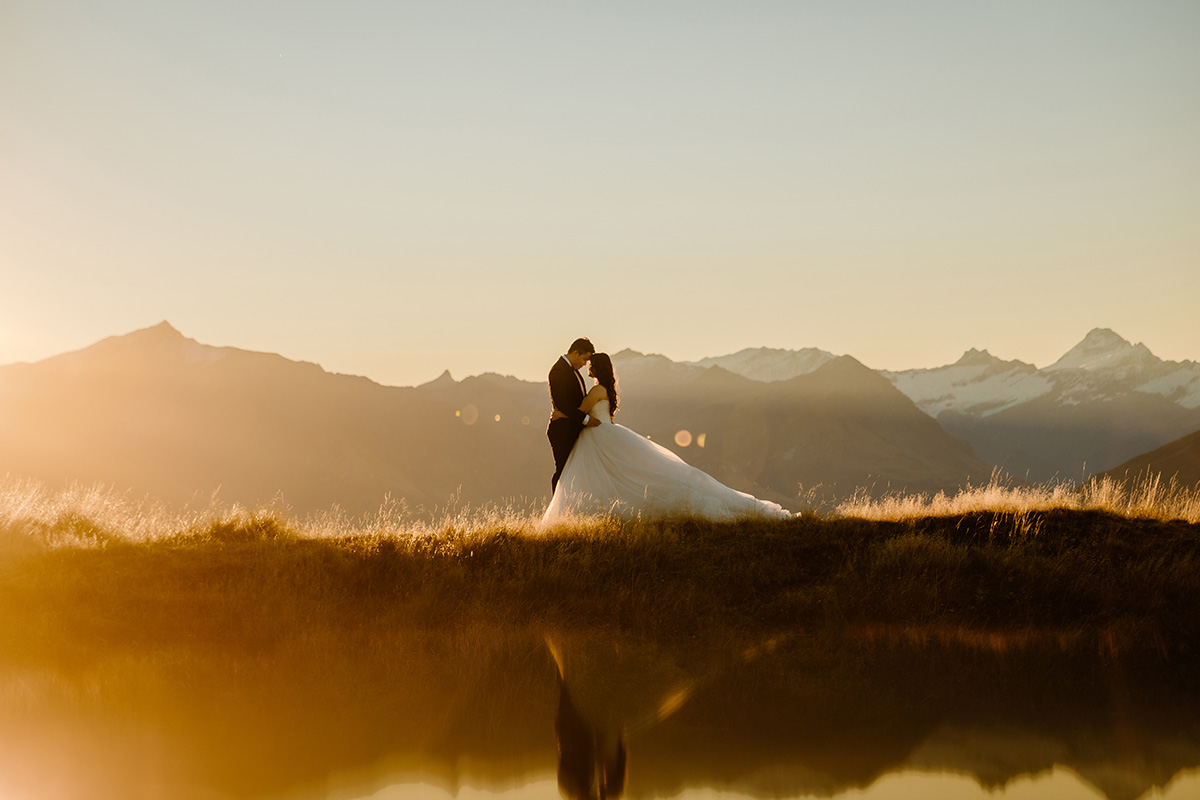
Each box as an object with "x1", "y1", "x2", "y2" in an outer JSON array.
[
  {"x1": 1044, "y1": 327, "x2": 1160, "y2": 374},
  {"x1": 619, "y1": 330, "x2": 1200, "y2": 480},
  {"x1": 688, "y1": 347, "x2": 837, "y2": 382},
  {"x1": 885, "y1": 329, "x2": 1200, "y2": 480},
  {"x1": 666, "y1": 330, "x2": 1200, "y2": 416},
  {"x1": 883, "y1": 349, "x2": 1053, "y2": 418},
  {"x1": 608, "y1": 347, "x2": 838, "y2": 384},
  {"x1": 886, "y1": 328, "x2": 1200, "y2": 416}
]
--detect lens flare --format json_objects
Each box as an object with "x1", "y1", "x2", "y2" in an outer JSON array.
[
  {"x1": 674, "y1": 430, "x2": 693, "y2": 447},
  {"x1": 697, "y1": 433, "x2": 706, "y2": 448},
  {"x1": 494, "y1": 414, "x2": 501, "y2": 422},
  {"x1": 460, "y1": 404, "x2": 479, "y2": 425}
]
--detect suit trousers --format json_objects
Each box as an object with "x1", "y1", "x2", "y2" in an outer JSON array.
[{"x1": 548, "y1": 417, "x2": 584, "y2": 493}]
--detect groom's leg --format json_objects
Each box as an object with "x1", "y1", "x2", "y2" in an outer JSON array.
[{"x1": 548, "y1": 420, "x2": 579, "y2": 493}]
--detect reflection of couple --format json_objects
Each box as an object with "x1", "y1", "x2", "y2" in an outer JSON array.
[{"x1": 544, "y1": 338, "x2": 789, "y2": 523}]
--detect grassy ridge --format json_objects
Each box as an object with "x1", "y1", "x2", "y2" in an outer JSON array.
[{"x1": 2, "y1": 481, "x2": 1198, "y2": 662}]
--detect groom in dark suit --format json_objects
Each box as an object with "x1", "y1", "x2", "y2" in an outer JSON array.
[{"x1": 548, "y1": 337, "x2": 599, "y2": 493}]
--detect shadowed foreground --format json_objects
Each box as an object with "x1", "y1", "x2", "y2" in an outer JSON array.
[{"x1": 1, "y1": 484, "x2": 1199, "y2": 799}]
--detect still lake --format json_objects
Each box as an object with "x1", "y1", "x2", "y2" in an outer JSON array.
[{"x1": 2, "y1": 627, "x2": 1197, "y2": 799}]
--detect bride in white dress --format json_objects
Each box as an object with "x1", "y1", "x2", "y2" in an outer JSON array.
[{"x1": 541, "y1": 353, "x2": 791, "y2": 524}]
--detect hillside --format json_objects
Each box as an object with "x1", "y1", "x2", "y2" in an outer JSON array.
[
  {"x1": 1101, "y1": 427, "x2": 1200, "y2": 488},
  {"x1": 0, "y1": 323, "x2": 538, "y2": 514}
]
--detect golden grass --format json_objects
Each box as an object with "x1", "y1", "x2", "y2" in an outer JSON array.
[
  {"x1": 3, "y1": 470, "x2": 1197, "y2": 556},
  {"x1": 837, "y1": 470, "x2": 1200, "y2": 523},
  {"x1": 2, "y1": 474, "x2": 1197, "y2": 653}
]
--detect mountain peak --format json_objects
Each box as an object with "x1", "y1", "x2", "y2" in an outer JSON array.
[
  {"x1": 1082, "y1": 327, "x2": 1130, "y2": 348},
  {"x1": 812, "y1": 354, "x2": 880, "y2": 381},
  {"x1": 691, "y1": 346, "x2": 837, "y2": 381},
  {"x1": 50, "y1": 320, "x2": 228, "y2": 370},
  {"x1": 1046, "y1": 328, "x2": 1157, "y2": 372},
  {"x1": 117, "y1": 320, "x2": 186, "y2": 343},
  {"x1": 953, "y1": 348, "x2": 1002, "y2": 367},
  {"x1": 419, "y1": 369, "x2": 457, "y2": 389}
]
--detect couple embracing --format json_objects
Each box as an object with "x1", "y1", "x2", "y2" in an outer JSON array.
[{"x1": 542, "y1": 338, "x2": 790, "y2": 524}]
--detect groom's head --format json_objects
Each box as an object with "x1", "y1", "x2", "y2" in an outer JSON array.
[{"x1": 566, "y1": 338, "x2": 594, "y2": 370}]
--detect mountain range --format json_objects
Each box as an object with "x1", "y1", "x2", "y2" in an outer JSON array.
[
  {"x1": 0, "y1": 323, "x2": 1195, "y2": 516},
  {"x1": 0, "y1": 322, "x2": 990, "y2": 516},
  {"x1": 688, "y1": 328, "x2": 1200, "y2": 482}
]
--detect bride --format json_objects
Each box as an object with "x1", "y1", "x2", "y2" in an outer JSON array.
[{"x1": 542, "y1": 353, "x2": 792, "y2": 524}]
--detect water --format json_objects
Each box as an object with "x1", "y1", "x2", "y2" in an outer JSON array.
[{"x1": 2, "y1": 628, "x2": 1197, "y2": 799}]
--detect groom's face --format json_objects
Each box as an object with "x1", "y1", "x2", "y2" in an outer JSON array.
[{"x1": 568, "y1": 351, "x2": 592, "y2": 370}]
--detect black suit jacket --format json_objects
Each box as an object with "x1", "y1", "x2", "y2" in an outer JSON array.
[{"x1": 549, "y1": 357, "x2": 587, "y2": 425}]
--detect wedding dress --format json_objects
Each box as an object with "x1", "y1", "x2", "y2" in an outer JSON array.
[{"x1": 541, "y1": 399, "x2": 791, "y2": 524}]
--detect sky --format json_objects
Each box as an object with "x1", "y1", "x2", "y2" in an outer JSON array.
[{"x1": 2, "y1": 1, "x2": 1198, "y2": 386}]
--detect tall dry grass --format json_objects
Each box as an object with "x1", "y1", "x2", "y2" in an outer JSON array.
[
  {"x1": 2, "y1": 474, "x2": 1197, "y2": 645},
  {"x1": 3, "y1": 470, "x2": 1197, "y2": 556},
  {"x1": 0, "y1": 477, "x2": 550, "y2": 554},
  {"x1": 837, "y1": 470, "x2": 1200, "y2": 523}
]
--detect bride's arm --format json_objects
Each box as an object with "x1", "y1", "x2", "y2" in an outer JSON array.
[{"x1": 578, "y1": 385, "x2": 607, "y2": 415}]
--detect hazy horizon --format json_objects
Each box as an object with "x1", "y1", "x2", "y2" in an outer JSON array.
[{"x1": 3, "y1": 1, "x2": 1198, "y2": 386}]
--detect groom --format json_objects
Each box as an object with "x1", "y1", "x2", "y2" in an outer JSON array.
[{"x1": 548, "y1": 337, "x2": 600, "y2": 493}]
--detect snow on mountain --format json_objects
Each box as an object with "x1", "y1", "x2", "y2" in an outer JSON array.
[
  {"x1": 610, "y1": 349, "x2": 710, "y2": 384},
  {"x1": 883, "y1": 350, "x2": 1053, "y2": 418},
  {"x1": 689, "y1": 347, "x2": 837, "y2": 382},
  {"x1": 1045, "y1": 328, "x2": 1159, "y2": 375},
  {"x1": 1039, "y1": 329, "x2": 1200, "y2": 409},
  {"x1": 606, "y1": 331, "x2": 1199, "y2": 419},
  {"x1": 1137, "y1": 368, "x2": 1200, "y2": 409},
  {"x1": 883, "y1": 329, "x2": 1200, "y2": 417},
  {"x1": 878, "y1": 329, "x2": 1200, "y2": 480}
]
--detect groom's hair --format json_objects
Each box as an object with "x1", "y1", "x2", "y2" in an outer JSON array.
[{"x1": 567, "y1": 337, "x2": 595, "y2": 356}]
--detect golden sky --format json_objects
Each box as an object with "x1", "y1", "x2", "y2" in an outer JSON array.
[{"x1": 2, "y1": 1, "x2": 1197, "y2": 385}]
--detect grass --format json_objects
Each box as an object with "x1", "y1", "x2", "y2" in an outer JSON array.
[
  {"x1": 836, "y1": 469, "x2": 1200, "y2": 522},
  {"x1": 2, "y1": 474, "x2": 1198, "y2": 655}
]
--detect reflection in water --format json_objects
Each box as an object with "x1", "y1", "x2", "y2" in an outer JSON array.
[
  {"x1": 554, "y1": 664, "x2": 627, "y2": 800},
  {"x1": 548, "y1": 633, "x2": 628, "y2": 800},
  {"x1": 544, "y1": 633, "x2": 796, "y2": 800},
  {"x1": 1, "y1": 623, "x2": 1198, "y2": 799}
]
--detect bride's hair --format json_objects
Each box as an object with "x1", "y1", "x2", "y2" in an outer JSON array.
[{"x1": 590, "y1": 353, "x2": 619, "y2": 418}]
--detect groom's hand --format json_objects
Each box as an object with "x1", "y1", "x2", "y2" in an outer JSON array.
[{"x1": 586, "y1": 418, "x2": 601, "y2": 427}]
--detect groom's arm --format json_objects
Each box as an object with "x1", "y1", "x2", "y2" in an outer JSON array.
[{"x1": 549, "y1": 366, "x2": 587, "y2": 425}]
